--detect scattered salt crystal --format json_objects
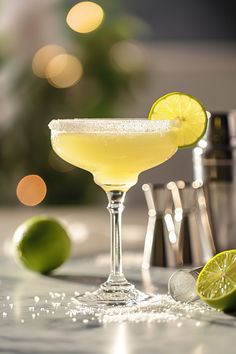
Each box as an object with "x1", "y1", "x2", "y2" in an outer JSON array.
[
  {"x1": 0, "y1": 290, "x2": 210, "y2": 325},
  {"x1": 34, "y1": 296, "x2": 40, "y2": 303},
  {"x1": 52, "y1": 302, "x2": 61, "y2": 309},
  {"x1": 64, "y1": 294, "x2": 211, "y2": 325},
  {"x1": 49, "y1": 292, "x2": 54, "y2": 299},
  {"x1": 65, "y1": 309, "x2": 78, "y2": 317}
]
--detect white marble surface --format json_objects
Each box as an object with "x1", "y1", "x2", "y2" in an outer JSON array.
[
  {"x1": 1, "y1": 207, "x2": 236, "y2": 353},
  {"x1": 0, "y1": 255, "x2": 236, "y2": 354}
]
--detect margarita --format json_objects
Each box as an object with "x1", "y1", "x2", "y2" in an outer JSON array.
[
  {"x1": 50, "y1": 119, "x2": 178, "y2": 192},
  {"x1": 49, "y1": 118, "x2": 178, "y2": 306},
  {"x1": 48, "y1": 93, "x2": 207, "y2": 307}
]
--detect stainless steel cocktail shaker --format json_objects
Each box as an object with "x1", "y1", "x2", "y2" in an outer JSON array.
[{"x1": 193, "y1": 111, "x2": 236, "y2": 251}]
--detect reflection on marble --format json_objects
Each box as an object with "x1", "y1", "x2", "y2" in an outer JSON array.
[{"x1": 0, "y1": 256, "x2": 236, "y2": 354}]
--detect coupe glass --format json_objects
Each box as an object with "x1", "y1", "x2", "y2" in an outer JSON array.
[{"x1": 49, "y1": 118, "x2": 178, "y2": 307}]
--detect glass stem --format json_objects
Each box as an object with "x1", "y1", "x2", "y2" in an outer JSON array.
[{"x1": 105, "y1": 190, "x2": 130, "y2": 287}]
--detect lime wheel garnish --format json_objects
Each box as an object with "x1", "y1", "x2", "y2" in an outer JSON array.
[{"x1": 148, "y1": 92, "x2": 208, "y2": 148}]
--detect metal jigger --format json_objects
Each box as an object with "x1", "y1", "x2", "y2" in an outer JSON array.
[
  {"x1": 142, "y1": 181, "x2": 216, "y2": 269},
  {"x1": 174, "y1": 180, "x2": 215, "y2": 266},
  {"x1": 142, "y1": 182, "x2": 185, "y2": 269},
  {"x1": 167, "y1": 181, "x2": 216, "y2": 303},
  {"x1": 142, "y1": 183, "x2": 174, "y2": 269},
  {"x1": 168, "y1": 267, "x2": 202, "y2": 303}
]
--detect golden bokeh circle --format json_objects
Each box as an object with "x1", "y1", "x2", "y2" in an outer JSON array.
[
  {"x1": 46, "y1": 54, "x2": 83, "y2": 88},
  {"x1": 66, "y1": 1, "x2": 104, "y2": 34},
  {"x1": 32, "y1": 45, "x2": 66, "y2": 78}
]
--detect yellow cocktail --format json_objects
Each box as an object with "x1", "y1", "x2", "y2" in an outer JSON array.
[
  {"x1": 49, "y1": 92, "x2": 208, "y2": 308},
  {"x1": 49, "y1": 118, "x2": 178, "y2": 307},
  {"x1": 50, "y1": 119, "x2": 178, "y2": 192}
]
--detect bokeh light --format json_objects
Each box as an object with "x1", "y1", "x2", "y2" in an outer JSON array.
[
  {"x1": 110, "y1": 41, "x2": 145, "y2": 73},
  {"x1": 46, "y1": 54, "x2": 83, "y2": 88},
  {"x1": 66, "y1": 1, "x2": 104, "y2": 34},
  {"x1": 32, "y1": 45, "x2": 66, "y2": 78},
  {"x1": 16, "y1": 175, "x2": 47, "y2": 206}
]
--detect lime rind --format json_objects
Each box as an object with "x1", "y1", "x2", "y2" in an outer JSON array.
[{"x1": 148, "y1": 92, "x2": 208, "y2": 149}]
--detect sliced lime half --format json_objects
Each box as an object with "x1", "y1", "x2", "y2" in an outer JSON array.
[{"x1": 196, "y1": 250, "x2": 236, "y2": 311}]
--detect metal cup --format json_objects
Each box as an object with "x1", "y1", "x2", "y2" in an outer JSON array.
[
  {"x1": 142, "y1": 181, "x2": 215, "y2": 269},
  {"x1": 168, "y1": 267, "x2": 202, "y2": 303}
]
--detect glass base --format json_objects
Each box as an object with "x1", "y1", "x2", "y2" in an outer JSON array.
[{"x1": 73, "y1": 283, "x2": 150, "y2": 308}]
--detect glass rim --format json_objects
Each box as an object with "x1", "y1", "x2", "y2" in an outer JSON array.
[{"x1": 49, "y1": 118, "x2": 180, "y2": 133}]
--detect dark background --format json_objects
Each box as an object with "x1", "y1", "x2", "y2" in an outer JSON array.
[{"x1": 123, "y1": 0, "x2": 236, "y2": 41}]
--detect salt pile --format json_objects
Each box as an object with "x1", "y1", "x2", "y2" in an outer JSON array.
[{"x1": 67, "y1": 293, "x2": 211, "y2": 324}]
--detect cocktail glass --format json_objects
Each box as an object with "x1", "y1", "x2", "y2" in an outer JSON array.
[{"x1": 49, "y1": 119, "x2": 179, "y2": 306}]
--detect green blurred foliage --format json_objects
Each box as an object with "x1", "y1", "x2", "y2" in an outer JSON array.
[{"x1": 0, "y1": 1, "x2": 148, "y2": 205}]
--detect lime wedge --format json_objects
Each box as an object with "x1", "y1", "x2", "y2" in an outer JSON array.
[
  {"x1": 196, "y1": 250, "x2": 236, "y2": 311},
  {"x1": 148, "y1": 92, "x2": 208, "y2": 148}
]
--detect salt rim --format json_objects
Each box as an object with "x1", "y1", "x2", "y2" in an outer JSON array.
[{"x1": 48, "y1": 119, "x2": 179, "y2": 134}]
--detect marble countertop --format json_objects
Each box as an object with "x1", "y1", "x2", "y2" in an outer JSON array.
[
  {"x1": 1, "y1": 254, "x2": 236, "y2": 354},
  {"x1": 1, "y1": 207, "x2": 236, "y2": 354}
]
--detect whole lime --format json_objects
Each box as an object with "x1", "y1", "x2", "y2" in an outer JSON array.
[{"x1": 13, "y1": 216, "x2": 71, "y2": 274}]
